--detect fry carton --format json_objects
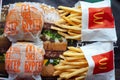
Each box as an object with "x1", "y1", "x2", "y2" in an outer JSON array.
[
  {"x1": 75, "y1": 0, "x2": 117, "y2": 41},
  {"x1": 81, "y1": 42, "x2": 115, "y2": 80}
]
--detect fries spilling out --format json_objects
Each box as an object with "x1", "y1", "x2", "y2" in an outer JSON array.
[
  {"x1": 51, "y1": 6, "x2": 82, "y2": 40},
  {"x1": 53, "y1": 46, "x2": 88, "y2": 80}
]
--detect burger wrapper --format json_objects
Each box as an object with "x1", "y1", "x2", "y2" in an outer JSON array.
[
  {"x1": 75, "y1": 0, "x2": 117, "y2": 42},
  {"x1": 4, "y1": 2, "x2": 44, "y2": 42},
  {"x1": 5, "y1": 42, "x2": 45, "y2": 80},
  {"x1": 80, "y1": 42, "x2": 115, "y2": 80},
  {"x1": 39, "y1": 3, "x2": 61, "y2": 23}
]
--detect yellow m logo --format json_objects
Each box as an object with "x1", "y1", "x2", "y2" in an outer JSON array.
[
  {"x1": 93, "y1": 11, "x2": 104, "y2": 25},
  {"x1": 99, "y1": 57, "x2": 108, "y2": 70}
]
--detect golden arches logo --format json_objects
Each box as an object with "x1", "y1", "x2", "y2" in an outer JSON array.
[
  {"x1": 93, "y1": 11, "x2": 104, "y2": 25},
  {"x1": 99, "y1": 57, "x2": 108, "y2": 70}
]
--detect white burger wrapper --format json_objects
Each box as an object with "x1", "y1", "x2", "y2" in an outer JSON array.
[
  {"x1": 4, "y1": 2, "x2": 44, "y2": 42},
  {"x1": 39, "y1": 3, "x2": 61, "y2": 23},
  {"x1": 5, "y1": 41, "x2": 45, "y2": 80}
]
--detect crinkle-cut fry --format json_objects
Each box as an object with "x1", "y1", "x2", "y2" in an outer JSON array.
[
  {"x1": 68, "y1": 46, "x2": 82, "y2": 52},
  {"x1": 60, "y1": 11, "x2": 70, "y2": 16},
  {"x1": 51, "y1": 26, "x2": 67, "y2": 32},
  {"x1": 54, "y1": 65, "x2": 81, "y2": 70},
  {"x1": 61, "y1": 60, "x2": 88, "y2": 66},
  {"x1": 58, "y1": 31, "x2": 69, "y2": 37},
  {"x1": 62, "y1": 16, "x2": 77, "y2": 26},
  {"x1": 75, "y1": 76, "x2": 85, "y2": 80},
  {"x1": 55, "y1": 23, "x2": 81, "y2": 30},
  {"x1": 62, "y1": 67, "x2": 88, "y2": 79},
  {"x1": 68, "y1": 30, "x2": 81, "y2": 34},
  {"x1": 58, "y1": 6, "x2": 82, "y2": 13},
  {"x1": 65, "y1": 35, "x2": 81, "y2": 40}
]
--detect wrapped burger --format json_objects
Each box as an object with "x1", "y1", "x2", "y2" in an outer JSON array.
[
  {"x1": 4, "y1": 2, "x2": 44, "y2": 42},
  {"x1": 39, "y1": 3, "x2": 61, "y2": 24},
  {"x1": 5, "y1": 42, "x2": 45, "y2": 80}
]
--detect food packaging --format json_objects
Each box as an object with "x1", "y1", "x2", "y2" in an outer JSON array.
[
  {"x1": 54, "y1": 42, "x2": 115, "y2": 80},
  {"x1": 5, "y1": 42, "x2": 45, "y2": 80},
  {"x1": 81, "y1": 42, "x2": 115, "y2": 80},
  {"x1": 75, "y1": 0, "x2": 117, "y2": 41},
  {"x1": 39, "y1": 3, "x2": 61, "y2": 24},
  {"x1": 4, "y1": 2, "x2": 44, "y2": 42}
]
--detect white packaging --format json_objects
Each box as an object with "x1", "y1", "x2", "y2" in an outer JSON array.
[
  {"x1": 75, "y1": 0, "x2": 117, "y2": 42},
  {"x1": 5, "y1": 42, "x2": 45, "y2": 80},
  {"x1": 4, "y1": 2, "x2": 44, "y2": 42},
  {"x1": 80, "y1": 42, "x2": 115, "y2": 80},
  {"x1": 39, "y1": 3, "x2": 61, "y2": 23}
]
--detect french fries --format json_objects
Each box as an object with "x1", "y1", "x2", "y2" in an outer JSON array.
[
  {"x1": 58, "y1": 6, "x2": 82, "y2": 13},
  {"x1": 53, "y1": 46, "x2": 88, "y2": 80},
  {"x1": 51, "y1": 26, "x2": 67, "y2": 32},
  {"x1": 51, "y1": 6, "x2": 82, "y2": 40},
  {"x1": 68, "y1": 46, "x2": 83, "y2": 52},
  {"x1": 55, "y1": 23, "x2": 81, "y2": 30}
]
